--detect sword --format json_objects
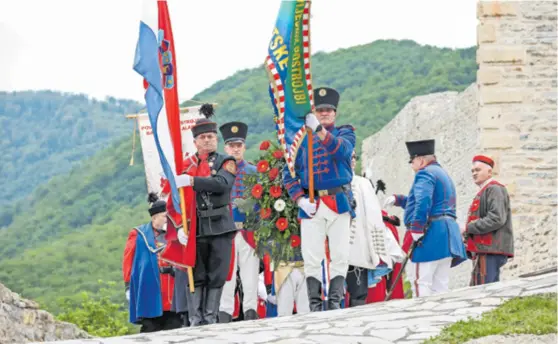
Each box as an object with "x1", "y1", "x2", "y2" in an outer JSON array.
[{"x1": 384, "y1": 238, "x2": 420, "y2": 301}]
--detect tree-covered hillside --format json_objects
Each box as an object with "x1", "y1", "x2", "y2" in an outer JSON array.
[
  {"x1": 0, "y1": 136, "x2": 148, "y2": 312},
  {"x1": 190, "y1": 39, "x2": 476, "y2": 159},
  {"x1": 0, "y1": 39, "x2": 477, "y2": 314},
  {"x1": 0, "y1": 91, "x2": 141, "y2": 209}
]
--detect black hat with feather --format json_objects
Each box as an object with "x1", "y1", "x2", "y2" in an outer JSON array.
[
  {"x1": 192, "y1": 103, "x2": 217, "y2": 138},
  {"x1": 148, "y1": 192, "x2": 167, "y2": 216}
]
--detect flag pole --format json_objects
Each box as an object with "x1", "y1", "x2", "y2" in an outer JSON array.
[
  {"x1": 178, "y1": 188, "x2": 195, "y2": 293},
  {"x1": 307, "y1": 130, "x2": 315, "y2": 203},
  {"x1": 306, "y1": 0, "x2": 315, "y2": 204}
]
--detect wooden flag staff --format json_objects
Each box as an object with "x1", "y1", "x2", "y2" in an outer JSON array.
[{"x1": 179, "y1": 188, "x2": 195, "y2": 293}]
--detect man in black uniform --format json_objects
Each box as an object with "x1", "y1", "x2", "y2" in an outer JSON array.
[{"x1": 172, "y1": 104, "x2": 238, "y2": 326}]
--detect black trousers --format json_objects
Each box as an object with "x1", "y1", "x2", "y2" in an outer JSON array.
[
  {"x1": 346, "y1": 265, "x2": 369, "y2": 306},
  {"x1": 189, "y1": 232, "x2": 235, "y2": 288},
  {"x1": 140, "y1": 311, "x2": 182, "y2": 333}
]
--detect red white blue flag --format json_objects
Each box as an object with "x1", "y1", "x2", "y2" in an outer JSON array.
[{"x1": 133, "y1": 0, "x2": 183, "y2": 213}]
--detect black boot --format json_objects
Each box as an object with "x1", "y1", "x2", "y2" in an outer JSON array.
[
  {"x1": 185, "y1": 287, "x2": 204, "y2": 326},
  {"x1": 327, "y1": 276, "x2": 345, "y2": 310},
  {"x1": 204, "y1": 287, "x2": 224, "y2": 325},
  {"x1": 181, "y1": 312, "x2": 190, "y2": 327},
  {"x1": 244, "y1": 309, "x2": 258, "y2": 320},
  {"x1": 349, "y1": 297, "x2": 367, "y2": 307},
  {"x1": 218, "y1": 311, "x2": 232, "y2": 323},
  {"x1": 306, "y1": 277, "x2": 323, "y2": 312}
]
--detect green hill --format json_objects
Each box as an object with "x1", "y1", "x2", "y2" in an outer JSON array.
[
  {"x1": 0, "y1": 136, "x2": 149, "y2": 312},
  {"x1": 0, "y1": 39, "x2": 477, "y2": 313},
  {"x1": 0, "y1": 91, "x2": 141, "y2": 210},
  {"x1": 190, "y1": 39, "x2": 476, "y2": 159}
]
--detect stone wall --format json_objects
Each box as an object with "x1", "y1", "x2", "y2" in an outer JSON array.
[
  {"x1": 0, "y1": 282, "x2": 90, "y2": 344},
  {"x1": 361, "y1": 1, "x2": 557, "y2": 289},
  {"x1": 476, "y1": 0, "x2": 557, "y2": 279}
]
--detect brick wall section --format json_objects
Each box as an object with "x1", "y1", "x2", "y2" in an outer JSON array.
[{"x1": 476, "y1": 1, "x2": 557, "y2": 279}]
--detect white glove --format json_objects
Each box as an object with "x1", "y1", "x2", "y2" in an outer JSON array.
[
  {"x1": 125, "y1": 289, "x2": 130, "y2": 302},
  {"x1": 383, "y1": 195, "x2": 396, "y2": 208},
  {"x1": 305, "y1": 113, "x2": 320, "y2": 132},
  {"x1": 257, "y1": 274, "x2": 268, "y2": 300},
  {"x1": 177, "y1": 229, "x2": 189, "y2": 246},
  {"x1": 267, "y1": 294, "x2": 277, "y2": 305},
  {"x1": 297, "y1": 197, "x2": 317, "y2": 217},
  {"x1": 175, "y1": 174, "x2": 192, "y2": 188},
  {"x1": 411, "y1": 232, "x2": 424, "y2": 242}
]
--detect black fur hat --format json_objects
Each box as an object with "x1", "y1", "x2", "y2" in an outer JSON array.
[{"x1": 148, "y1": 192, "x2": 166, "y2": 216}]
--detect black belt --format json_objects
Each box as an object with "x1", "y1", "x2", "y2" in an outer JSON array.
[
  {"x1": 159, "y1": 266, "x2": 175, "y2": 277},
  {"x1": 303, "y1": 186, "x2": 344, "y2": 197},
  {"x1": 406, "y1": 214, "x2": 456, "y2": 228},
  {"x1": 198, "y1": 205, "x2": 229, "y2": 218}
]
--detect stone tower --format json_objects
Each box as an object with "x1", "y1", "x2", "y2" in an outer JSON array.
[{"x1": 476, "y1": 1, "x2": 557, "y2": 278}]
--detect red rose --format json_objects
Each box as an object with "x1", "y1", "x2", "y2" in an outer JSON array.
[
  {"x1": 257, "y1": 160, "x2": 270, "y2": 173},
  {"x1": 272, "y1": 150, "x2": 283, "y2": 159},
  {"x1": 260, "y1": 207, "x2": 271, "y2": 219},
  {"x1": 260, "y1": 141, "x2": 271, "y2": 151},
  {"x1": 268, "y1": 168, "x2": 279, "y2": 181},
  {"x1": 291, "y1": 235, "x2": 301, "y2": 248},
  {"x1": 251, "y1": 184, "x2": 263, "y2": 199},
  {"x1": 276, "y1": 217, "x2": 288, "y2": 231},
  {"x1": 269, "y1": 185, "x2": 282, "y2": 198}
]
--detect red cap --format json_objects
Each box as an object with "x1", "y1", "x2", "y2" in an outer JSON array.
[{"x1": 473, "y1": 155, "x2": 494, "y2": 168}]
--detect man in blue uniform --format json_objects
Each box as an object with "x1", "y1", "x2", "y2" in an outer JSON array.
[
  {"x1": 383, "y1": 139, "x2": 467, "y2": 297},
  {"x1": 217, "y1": 121, "x2": 260, "y2": 322},
  {"x1": 283, "y1": 87, "x2": 356, "y2": 311}
]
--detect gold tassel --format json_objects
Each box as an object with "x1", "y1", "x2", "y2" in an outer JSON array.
[{"x1": 130, "y1": 117, "x2": 138, "y2": 166}]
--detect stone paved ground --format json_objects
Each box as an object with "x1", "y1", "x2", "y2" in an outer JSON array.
[{"x1": 42, "y1": 272, "x2": 557, "y2": 344}]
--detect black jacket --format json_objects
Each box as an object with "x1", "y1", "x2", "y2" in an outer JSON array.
[{"x1": 193, "y1": 152, "x2": 237, "y2": 237}]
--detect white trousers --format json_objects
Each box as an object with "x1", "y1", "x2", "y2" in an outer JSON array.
[
  {"x1": 219, "y1": 232, "x2": 260, "y2": 315},
  {"x1": 301, "y1": 202, "x2": 351, "y2": 281},
  {"x1": 406, "y1": 257, "x2": 452, "y2": 298},
  {"x1": 276, "y1": 268, "x2": 310, "y2": 316}
]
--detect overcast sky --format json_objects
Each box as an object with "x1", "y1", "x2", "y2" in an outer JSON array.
[{"x1": 0, "y1": 0, "x2": 477, "y2": 103}]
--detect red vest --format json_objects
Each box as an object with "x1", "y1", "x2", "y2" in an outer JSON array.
[{"x1": 465, "y1": 180, "x2": 504, "y2": 253}]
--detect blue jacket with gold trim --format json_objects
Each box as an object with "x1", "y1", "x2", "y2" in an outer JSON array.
[
  {"x1": 283, "y1": 125, "x2": 356, "y2": 219},
  {"x1": 394, "y1": 162, "x2": 467, "y2": 265}
]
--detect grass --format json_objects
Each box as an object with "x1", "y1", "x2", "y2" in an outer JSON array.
[
  {"x1": 423, "y1": 293, "x2": 557, "y2": 344},
  {"x1": 404, "y1": 280, "x2": 413, "y2": 299}
]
